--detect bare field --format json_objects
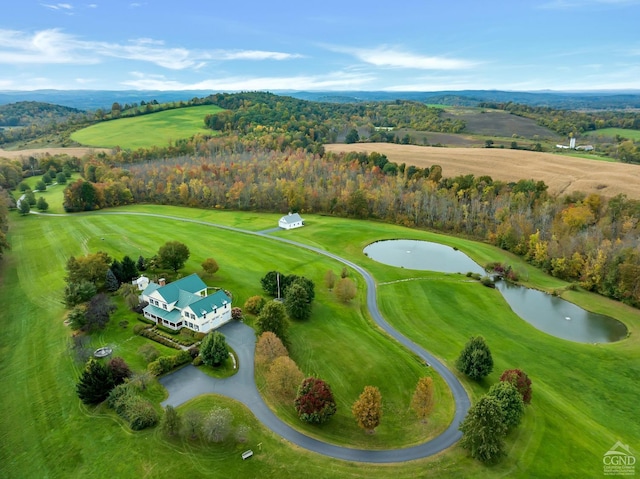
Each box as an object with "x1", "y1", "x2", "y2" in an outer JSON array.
[
  {"x1": 325, "y1": 143, "x2": 640, "y2": 199},
  {"x1": 0, "y1": 146, "x2": 112, "y2": 160}
]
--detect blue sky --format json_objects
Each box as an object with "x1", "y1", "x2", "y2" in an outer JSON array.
[{"x1": 1, "y1": 0, "x2": 639, "y2": 92}]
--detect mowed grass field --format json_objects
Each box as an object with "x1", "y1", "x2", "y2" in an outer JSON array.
[
  {"x1": 1, "y1": 205, "x2": 639, "y2": 478},
  {"x1": 70, "y1": 105, "x2": 224, "y2": 149},
  {"x1": 584, "y1": 127, "x2": 640, "y2": 141},
  {"x1": 325, "y1": 143, "x2": 640, "y2": 199}
]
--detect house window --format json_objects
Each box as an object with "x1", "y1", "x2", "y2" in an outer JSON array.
[
  {"x1": 163, "y1": 304, "x2": 167, "y2": 310},
  {"x1": 194, "y1": 325, "x2": 199, "y2": 331},
  {"x1": 191, "y1": 313, "x2": 195, "y2": 320}
]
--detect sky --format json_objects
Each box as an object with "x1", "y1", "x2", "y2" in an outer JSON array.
[{"x1": 1, "y1": 0, "x2": 639, "y2": 92}]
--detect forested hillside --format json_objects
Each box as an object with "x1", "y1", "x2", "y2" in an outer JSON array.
[
  {"x1": 0, "y1": 101, "x2": 84, "y2": 127},
  {"x1": 48, "y1": 135, "x2": 640, "y2": 308}
]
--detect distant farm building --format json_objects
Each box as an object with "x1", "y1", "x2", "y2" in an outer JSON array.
[
  {"x1": 279, "y1": 212, "x2": 304, "y2": 230},
  {"x1": 556, "y1": 137, "x2": 593, "y2": 151}
]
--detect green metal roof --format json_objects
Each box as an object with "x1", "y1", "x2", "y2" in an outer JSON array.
[
  {"x1": 153, "y1": 273, "x2": 207, "y2": 303},
  {"x1": 143, "y1": 304, "x2": 182, "y2": 324},
  {"x1": 187, "y1": 290, "x2": 231, "y2": 314}
]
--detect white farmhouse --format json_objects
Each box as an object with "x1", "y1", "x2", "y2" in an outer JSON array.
[
  {"x1": 140, "y1": 273, "x2": 231, "y2": 333},
  {"x1": 279, "y1": 212, "x2": 304, "y2": 230}
]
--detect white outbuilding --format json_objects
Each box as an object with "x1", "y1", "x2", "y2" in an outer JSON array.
[{"x1": 279, "y1": 212, "x2": 304, "y2": 230}]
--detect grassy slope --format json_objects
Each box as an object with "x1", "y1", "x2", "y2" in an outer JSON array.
[
  {"x1": 1, "y1": 206, "x2": 639, "y2": 478},
  {"x1": 584, "y1": 128, "x2": 640, "y2": 141},
  {"x1": 70, "y1": 105, "x2": 223, "y2": 149}
]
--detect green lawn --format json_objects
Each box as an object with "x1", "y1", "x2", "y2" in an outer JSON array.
[
  {"x1": 20, "y1": 173, "x2": 79, "y2": 214},
  {"x1": 584, "y1": 127, "x2": 640, "y2": 141},
  {"x1": 70, "y1": 105, "x2": 224, "y2": 149},
  {"x1": 1, "y1": 206, "x2": 639, "y2": 478}
]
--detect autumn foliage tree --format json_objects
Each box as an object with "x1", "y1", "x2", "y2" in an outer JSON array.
[
  {"x1": 266, "y1": 356, "x2": 304, "y2": 399},
  {"x1": 255, "y1": 331, "x2": 288, "y2": 365},
  {"x1": 352, "y1": 386, "x2": 383, "y2": 433},
  {"x1": 201, "y1": 257, "x2": 219, "y2": 276},
  {"x1": 334, "y1": 277, "x2": 357, "y2": 303},
  {"x1": 295, "y1": 377, "x2": 337, "y2": 424},
  {"x1": 411, "y1": 377, "x2": 435, "y2": 422},
  {"x1": 499, "y1": 369, "x2": 533, "y2": 405}
]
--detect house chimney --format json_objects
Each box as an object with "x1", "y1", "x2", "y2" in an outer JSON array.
[{"x1": 159, "y1": 278, "x2": 166, "y2": 286}]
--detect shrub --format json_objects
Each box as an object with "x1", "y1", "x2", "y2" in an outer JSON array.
[
  {"x1": 138, "y1": 343, "x2": 160, "y2": 363},
  {"x1": 192, "y1": 356, "x2": 203, "y2": 366},
  {"x1": 133, "y1": 323, "x2": 149, "y2": 335},
  {"x1": 138, "y1": 328, "x2": 182, "y2": 350},
  {"x1": 244, "y1": 295, "x2": 266, "y2": 315},
  {"x1": 231, "y1": 307, "x2": 243, "y2": 321},
  {"x1": 127, "y1": 399, "x2": 159, "y2": 430},
  {"x1": 480, "y1": 276, "x2": 495, "y2": 288}
]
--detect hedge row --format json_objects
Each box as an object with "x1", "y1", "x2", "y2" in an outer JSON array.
[
  {"x1": 137, "y1": 328, "x2": 182, "y2": 350},
  {"x1": 148, "y1": 350, "x2": 192, "y2": 376}
]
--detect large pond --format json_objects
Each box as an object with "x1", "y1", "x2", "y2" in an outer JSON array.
[{"x1": 364, "y1": 239, "x2": 628, "y2": 343}]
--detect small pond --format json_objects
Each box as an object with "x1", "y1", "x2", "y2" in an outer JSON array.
[{"x1": 364, "y1": 239, "x2": 628, "y2": 343}]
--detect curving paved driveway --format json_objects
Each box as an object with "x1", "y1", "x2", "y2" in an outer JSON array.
[{"x1": 91, "y1": 211, "x2": 471, "y2": 462}]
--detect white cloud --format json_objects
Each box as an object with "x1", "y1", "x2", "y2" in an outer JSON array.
[
  {"x1": 41, "y1": 3, "x2": 74, "y2": 10},
  {"x1": 121, "y1": 71, "x2": 374, "y2": 91},
  {"x1": 330, "y1": 45, "x2": 476, "y2": 70},
  {"x1": 0, "y1": 29, "x2": 303, "y2": 69}
]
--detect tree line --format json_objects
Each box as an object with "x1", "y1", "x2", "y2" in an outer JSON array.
[
  {"x1": 479, "y1": 101, "x2": 640, "y2": 136},
  {"x1": 58, "y1": 139, "x2": 640, "y2": 308}
]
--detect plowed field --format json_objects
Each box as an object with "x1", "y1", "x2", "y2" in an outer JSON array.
[{"x1": 325, "y1": 143, "x2": 640, "y2": 198}]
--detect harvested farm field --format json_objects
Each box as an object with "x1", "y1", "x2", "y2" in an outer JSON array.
[
  {"x1": 325, "y1": 143, "x2": 640, "y2": 199},
  {"x1": 0, "y1": 146, "x2": 112, "y2": 159}
]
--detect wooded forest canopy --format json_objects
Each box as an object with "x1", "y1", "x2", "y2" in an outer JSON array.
[{"x1": 52, "y1": 133, "x2": 640, "y2": 308}]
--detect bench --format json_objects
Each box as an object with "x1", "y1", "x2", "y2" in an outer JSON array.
[{"x1": 241, "y1": 450, "x2": 253, "y2": 460}]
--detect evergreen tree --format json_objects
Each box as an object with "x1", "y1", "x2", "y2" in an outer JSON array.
[
  {"x1": 456, "y1": 336, "x2": 494, "y2": 381},
  {"x1": 110, "y1": 259, "x2": 124, "y2": 284},
  {"x1": 105, "y1": 269, "x2": 119, "y2": 292},
  {"x1": 284, "y1": 282, "x2": 311, "y2": 320},
  {"x1": 36, "y1": 196, "x2": 49, "y2": 211},
  {"x1": 200, "y1": 331, "x2": 229, "y2": 367},
  {"x1": 76, "y1": 358, "x2": 115, "y2": 405},
  {"x1": 161, "y1": 405, "x2": 181, "y2": 436},
  {"x1": 136, "y1": 255, "x2": 146, "y2": 272},
  {"x1": 18, "y1": 199, "x2": 30, "y2": 215},
  {"x1": 459, "y1": 395, "x2": 507, "y2": 463},
  {"x1": 120, "y1": 255, "x2": 138, "y2": 282}
]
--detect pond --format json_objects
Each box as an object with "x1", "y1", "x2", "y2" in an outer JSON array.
[{"x1": 364, "y1": 239, "x2": 628, "y2": 343}]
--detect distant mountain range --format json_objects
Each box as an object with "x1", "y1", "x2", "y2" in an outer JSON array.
[{"x1": 1, "y1": 89, "x2": 640, "y2": 111}]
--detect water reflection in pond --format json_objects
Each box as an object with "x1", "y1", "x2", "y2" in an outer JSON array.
[{"x1": 364, "y1": 239, "x2": 628, "y2": 343}]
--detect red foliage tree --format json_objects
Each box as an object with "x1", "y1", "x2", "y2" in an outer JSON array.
[
  {"x1": 294, "y1": 377, "x2": 337, "y2": 424},
  {"x1": 499, "y1": 369, "x2": 532, "y2": 405},
  {"x1": 108, "y1": 357, "x2": 132, "y2": 386}
]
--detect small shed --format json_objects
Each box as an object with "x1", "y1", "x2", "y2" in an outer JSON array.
[{"x1": 279, "y1": 212, "x2": 304, "y2": 230}]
